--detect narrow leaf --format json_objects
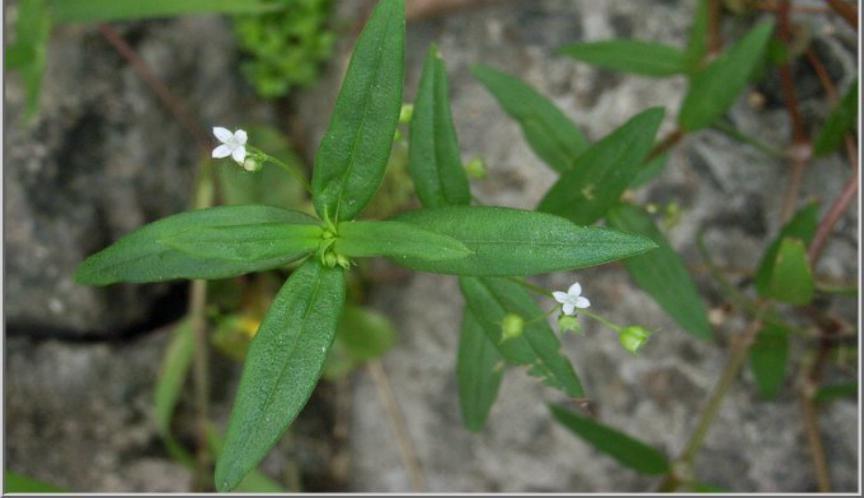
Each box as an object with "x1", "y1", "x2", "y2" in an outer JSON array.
[
  {"x1": 813, "y1": 80, "x2": 858, "y2": 156},
  {"x1": 3, "y1": 471, "x2": 63, "y2": 493},
  {"x1": 47, "y1": 0, "x2": 278, "y2": 23},
  {"x1": 538, "y1": 108, "x2": 665, "y2": 225},
  {"x1": 153, "y1": 319, "x2": 195, "y2": 464},
  {"x1": 75, "y1": 206, "x2": 319, "y2": 286},
  {"x1": 629, "y1": 153, "x2": 669, "y2": 188},
  {"x1": 684, "y1": 0, "x2": 710, "y2": 71},
  {"x1": 162, "y1": 223, "x2": 322, "y2": 262},
  {"x1": 207, "y1": 428, "x2": 285, "y2": 493},
  {"x1": 749, "y1": 323, "x2": 789, "y2": 399},
  {"x1": 606, "y1": 204, "x2": 712, "y2": 340},
  {"x1": 394, "y1": 206, "x2": 657, "y2": 276},
  {"x1": 460, "y1": 277, "x2": 584, "y2": 397},
  {"x1": 334, "y1": 305, "x2": 396, "y2": 361},
  {"x1": 215, "y1": 261, "x2": 345, "y2": 492},
  {"x1": 7, "y1": 0, "x2": 52, "y2": 118},
  {"x1": 814, "y1": 382, "x2": 858, "y2": 404},
  {"x1": 312, "y1": 0, "x2": 405, "y2": 221},
  {"x1": 550, "y1": 404, "x2": 670, "y2": 475},
  {"x1": 457, "y1": 309, "x2": 504, "y2": 431},
  {"x1": 409, "y1": 45, "x2": 471, "y2": 208},
  {"x1": 678, "y1": 21, "x2": 775, "y2": 131},
  {"x1": 755, "y1": 202, "x2": 820, "y2": 296},
  {"x1": 335, "y1": 219, "x2": 471, "y2": 262},
  {"x1": 559, "y1": 40, "x2": 687, "y2": 76},
  {"x1": 761, "y1": 237, "x2": 815, "y2": 305},
  {"x1": 472, "y1": 64, "x2": 589, "y2": 172}
]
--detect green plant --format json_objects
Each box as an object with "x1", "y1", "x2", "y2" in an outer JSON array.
[
  {"x1": 233, "y1": 0, "x2": 335, "y2": 98},
  {"x1": 75, "y1": 0, "x2": 659, "y2": 491}
]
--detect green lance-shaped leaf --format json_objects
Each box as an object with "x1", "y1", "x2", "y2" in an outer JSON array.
[
  {"x1": 684, "y1": 0, "x2": 710, "y2": 71},
  {"x1": 207, "y1": 427, "x2": 285, "y2": 493},
  {"x1": 814, "y1": 382, "x2": 858, "y2": 404},
  {"x1": 163, "y1": 223, "x2": 322, "y2": 262},
  {"x1": 393, "y1": 206, "x2": 657, "y2": 277},
  {"x1": 629, "y1": 153, "x2": 669, "y2": 188},
  {"x1": 471, "y1": 64, "x2": 589, "y2": 173},
  {"x1": 755, "y1": 202, "x2": 819, "y2": 301},
  {"x1": 6, "y1": 0, "x2": 52, "y2": 118},
  {"x1": 312, "y1": 0, "x2": 405, "y2": 221},
  {"x1": 760, "y1": 237, "x2": 815, "y2": 305},
  {"x1": 215, "y1": 261, "x2": 345, "y2": 492},
  {"x1": 813, "y1": 80, "x2": 858, "y2": 156},
  {"x1": 75, "y1": 206, "x2": 320, "y2": 286},
  {"x1": 549, "y1": 404, "x2": 670, "y2": 475},
  {"x1": 460, "y1": 277, "x2": 584, "y2": 397},
  {"x1": 538, "y1": 108, "x2": 665, "y2": 225},
  {"x1": 334, "y1": 220, "x2": 471, "y2": 261},
  {"x1": 749, "y1": 322, "x2": 789, "y2": 399},
  {"x1": 559, "y1": 40, "x2": 687, "y2": 77},
  {"x1": 678, "y1": 21, "x2": 774, "y2": 131},
  {"x1": 3, "y1": 471, "x2": 64, "y2": 493},
  {"x1": 46, "y1": 0, "x2": 278, "y2": 23},
  {"x1": 606, "y1": 204, "x2": 712, "y2": 340},
  {"x1": 153, "y1": 319, "x2": 195, "y2": 465},
  {"x1": 409, "y1": 45, "x2": 471, "y2": 208},
  {"x1": 457, "y1": 309, "x2": 505, "y2": 431}
]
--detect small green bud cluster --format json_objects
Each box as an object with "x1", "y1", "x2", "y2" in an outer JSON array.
[
  {"x1": 500, "y1": 313, "x2": 525, "y2": 342},
  {"x1": 618, "y1": 326, "x2": 651, "y2": 354},
  {"x1": 464, "y1": 157, "x2": 487, "y2": 179}
]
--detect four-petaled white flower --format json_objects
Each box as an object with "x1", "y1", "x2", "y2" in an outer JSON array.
[
  {"x1": 212, "y1": 127, "x2": 248, "y2": 164},
  {"x1": 553, "y1": 282, "x2": 591, "y2": 316}
]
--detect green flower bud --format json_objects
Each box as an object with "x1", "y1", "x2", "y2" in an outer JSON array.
[
  {"x1": 464, "y1": 157, "x2": 487, "y2": 179},
  {"x1": 558, "y1": 315, "x2": 582, "y2": 334},
  {"x1": 619, "y1": 326, "x2": 651, "y2": 354},
  {"x1": 500, "y1": 313, "x2": 524, "y2": 342},
  {"x1": 242, "y1": 157, "x2": 262, "y2": 172},
  {"x1": 399, "y1": 103, "x2": 414, "y2": 123},
  {"x1": 336, "y1": 254, "x2": 351, "y2": 270},
  {"x1": 322, "y1": 252, "x2": 338, "y2": 268}
]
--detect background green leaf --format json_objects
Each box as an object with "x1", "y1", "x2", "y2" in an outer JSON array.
[
  {"x1": 4, "y1": 470, "x2": 63, "y2": 493},
  {"x1": 153, "y1": 319, "x2": 196, "y2": 465},
  {"x1": 6, "y1": 0, "x2": 52, "y2": 118},
  {"x1": 538, "y1": 108, "x2": 665, "y2": 225},
  {"x1": 75, "y1": 206, "x2": 319, "y2": 286},
  {"x1": 606, "y1": 204, "x2": 712, "y2": 340},
  {"x1": 755, "y1": 202, "x2": 820, "y2": 295},
  {"x1": 813, "y1": 80, "x2": 858, "y2": 156},
  {"x1": 749, "y1": 323, "x2": 789, "y2": 399},
  {"x1": 215, "y1": 261, "x2": 345, "y2": 491},
  {"x1": 394, "y1": 206, "x2": 657, "y2": 276},
  {"x1": 759, "y1": 237, "x2": 815, "y2": 305},
  {"x1": 559, "y1": 40, "x2": 687, "y2": 76},
  {"x1": 311, "y1": 0, "x2": 405, "y2": 221},
  {"x1": 457, "y1": 310, "x2": 504, "y2": 431},
  {"x1": 335, "y1": 220, "x2": 470, "y2": 261},
  {"x1": 684, "y1": 0, "x2": 709, "y2": 71},
  {"x1": 549, "y1": 404, "x2": 670, "y2": 475},
  {"x1": 814, "y1": 382, "x2": 858, "y2": 404},
  {"x1": 47, "y1": 0, "x2": 278, "y2": 23},
  {"x1": 408, "y1": 45, "x2": 471, "y2": 208},
  {"x1": 472, "y1": 64, "x2": 589, "y2": 172},
  {"x1": 678, "y1": 21, "x2": 774, "y2": 131},
  {"x1": 629, "y1": 153, "x2": 669, "y2": 188},
  {"x1": 324, "y1": 305, "x2": 397, "y2": 380},
  {"x1": 460, "y1": 277, "x2": 584, "y2": 398}
]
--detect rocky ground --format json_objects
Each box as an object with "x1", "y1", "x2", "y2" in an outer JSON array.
[{"x1": 5, "y1": 0, "x2": 859, "y2": 492}]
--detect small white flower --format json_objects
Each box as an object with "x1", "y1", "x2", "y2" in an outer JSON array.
[
  {"x1": 553, "y1": 282, "x2": 591, "y2": 316},
  {"x1": 212, "y1": 127, "x2": 248, "y2": 164}
]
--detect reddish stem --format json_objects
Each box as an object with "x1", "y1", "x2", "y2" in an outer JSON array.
[
  {"x1": 807, "y1": 166, "x2": 859, "y2": 264},
  {"x1": 824, "y1": 0, "x2": 859, "y2": 29}
]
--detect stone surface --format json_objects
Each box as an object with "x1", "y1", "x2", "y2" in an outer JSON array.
[{"x1": 4, "y1": 0, "x2": 859, "y2": 494}]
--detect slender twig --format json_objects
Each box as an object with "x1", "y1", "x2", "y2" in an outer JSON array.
[
  {"x1": 98, "y1": 24, "x2": 210, "y2": 154},
  {"x1": 800, "y1": 391, "x2": 832, "y2": 491},
  {"x1": 807, "y1": 166, "x2": 859, "y2": 263},
  {"x1": 824, "y1": 0, "x2": 859, "y2": 29},
  {"x1": 367, "y1": 360, "x2": 427, "y2": 492},
  {"x1": 707, "y1": 0, "x2": 723, "y2": 55}
]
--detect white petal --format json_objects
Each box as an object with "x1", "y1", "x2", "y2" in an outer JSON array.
[
  {"x1": 567, "y1": 282, "x2": 582, "y2": 297},
  {"x1": 212, "y1": 144, "x2": 232, "y2": 158},
  {"x1": 213, "y1": 127, "x2": 233, "y2": 143},
  {"x1": 562, "y1": 302, "x2": 576, "y2": 316},
  {"x1": 552, "y1": 291, "x2": 570, "y2": 304},
  {"x1": 575, "y1": 296, "x2": 591, "y2": 309},
  {"x1": 233, "y1": 129, "x2": 248, "y2": 145},
  {"x1": 231, "y1": 145, "x2": 247, "y2": 164}
]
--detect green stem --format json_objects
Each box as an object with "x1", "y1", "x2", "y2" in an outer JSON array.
[
  {"x1": 248, "y1": 146, "x2": 313, "y2": 194},
  {"x1": 579, "y1": 309, "x2": 623, "y2": 333}
]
